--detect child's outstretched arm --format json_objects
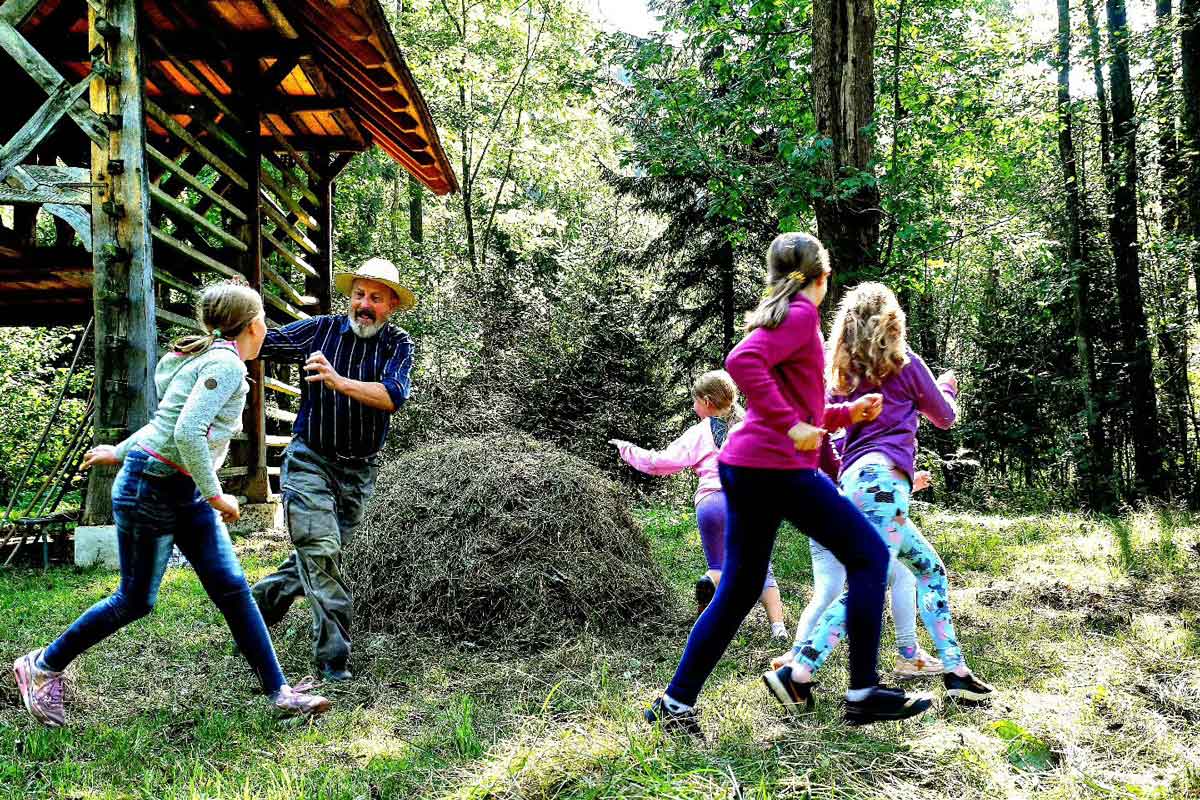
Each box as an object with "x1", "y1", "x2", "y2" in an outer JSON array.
[
  {"x1": 609, "y1": 424, "x2": 707, "y2": 476},
  {"x1": 910, "y1": 353, "x2": 957, "y2": 429}
]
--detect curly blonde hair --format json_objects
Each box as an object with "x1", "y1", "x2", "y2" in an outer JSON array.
[{"x1": 827, "y1": 282, "x2": 910, "y2": 395}]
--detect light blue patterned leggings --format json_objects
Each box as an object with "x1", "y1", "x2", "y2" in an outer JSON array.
[{"x1": 794, "y1": 463, "x2": 963, "y2": 672}]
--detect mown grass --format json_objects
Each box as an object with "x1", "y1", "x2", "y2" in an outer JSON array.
[{"x1": 2, "y1": 503, "x2": 1200, "y2": 799}]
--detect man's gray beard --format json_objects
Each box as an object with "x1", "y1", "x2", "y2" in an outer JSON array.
[{"x1": 348, "y1": 314, "x2": 386, "y2": 338}]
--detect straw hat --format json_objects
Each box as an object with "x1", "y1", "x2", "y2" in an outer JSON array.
[{"x1": 333, "y1": 258, "x2": 416, "y2": 311}]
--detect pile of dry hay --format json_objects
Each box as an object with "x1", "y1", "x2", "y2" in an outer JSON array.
[{"x1": 347, "y1": 433, "x2": 670, "y2": 648}]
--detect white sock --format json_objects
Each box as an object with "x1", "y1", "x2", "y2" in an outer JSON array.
[
  {"x1": 770, "y1": 622, "x2": 788, "y2": 638},
  {"x1": 845, "y1": 687, "x2": 872, "y2": 702},
  {"x1": 662, "y1": 693, "x2": 693, "y2": 714}
]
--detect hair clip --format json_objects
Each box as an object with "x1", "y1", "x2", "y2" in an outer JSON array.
[{"x1": 786, "y1": 270, "x2": 808, "y2": 283}]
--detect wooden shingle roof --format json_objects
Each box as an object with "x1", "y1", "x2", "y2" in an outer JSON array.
[{"x1": 17, "y1": 0, "x2": 457, "y2": 194}]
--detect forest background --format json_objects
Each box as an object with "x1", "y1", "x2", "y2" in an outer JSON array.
[{"x1": 3, "y1": 0, "x2": 1200, "y2": 515}]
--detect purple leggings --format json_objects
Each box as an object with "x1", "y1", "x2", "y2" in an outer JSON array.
[{"x1": 695, "y1": 491, "x2": 777, "y2": 590}]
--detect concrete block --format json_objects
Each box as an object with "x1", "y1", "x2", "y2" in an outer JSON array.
[
  {"x1": 229, "y1": 500, "x2": 283, "y2": 535},
  {"x1": 75, "y1": 525, "x2": 119, "y2": 569}
]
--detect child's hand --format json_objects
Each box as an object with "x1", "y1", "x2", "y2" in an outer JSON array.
[
  {"x1": 850, "y1": 393, "x2": 883, "y2": 424},
  {"x1": 787, "y1": 421, "x2": 826, "y2": 452},
  {"x1": 912, "y1": 470, "x2": 933, "y2": 492},
  {"x1": 208, "y1": 493, "x2": 241, "y2": 523},
  {"x1": 607, "y1": 439, "x2": 630, "y2": 449},
  {"x1": 937, "y1": 370, "x2": 958, "y2": 394},
  {"x1": 81, "y1": 445, "x2": 120, "y2": 470}
]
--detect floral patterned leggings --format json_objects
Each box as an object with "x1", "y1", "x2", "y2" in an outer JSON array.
[{"x1": 793, "y1": 462, "x2": 963, "y2": 672}]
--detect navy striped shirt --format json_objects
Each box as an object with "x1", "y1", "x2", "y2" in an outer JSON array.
[{"x1": 259, "y1": 314, "x2": 414, "y2": 458}]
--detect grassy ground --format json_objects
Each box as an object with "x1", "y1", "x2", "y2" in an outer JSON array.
[{"x1": 2, "y1": 503, "x2": 1200, "y2": 799}]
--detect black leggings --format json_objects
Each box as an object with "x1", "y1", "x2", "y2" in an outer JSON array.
[{"x1": 666, "y1": 464, "x2": 889, "y2": 705}]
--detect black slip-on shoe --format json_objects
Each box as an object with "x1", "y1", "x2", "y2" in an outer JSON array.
[
  {"x1": 694, "y1": 575, "x2": 716, "y2": 616},
  {"x1": 762, "y1": 664, "x2": 815, "y2": 715},
  {"x1": 943, "y1": 670, "x2": 995, "y2": 703},
  {"x1": 844, "y1": 684, "x2": 933, "y2": 725},
  {"x1": 319, "y1": 661, "x2": 353, "y2": 683},
  {"x1": 644, "y1": 697, "x2": 702, "y2": 737}
]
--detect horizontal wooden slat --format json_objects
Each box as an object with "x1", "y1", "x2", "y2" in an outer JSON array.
[
  {"x1": 264, "y1": 289, "x2": 310, "y2": 321},
  {"x1": 264, "y1": 262, "x2": 317, "y2": 308},
  {"x1": 151, "y1": 225, "x2": 242, "y2": 280},
  {"x1": 263, "y1": 231, "x2": 317, "y2": 278},
  {"x1": 260, "y1": 192, "x2": 318, "y2": 255},
  {"x1": 267, "y1": 435, "x2": 291, "y2": 448},
  {"x1": 0, "y1": 165, "x2": 90, "y2": 205},
  {"x1": 155, "y1": 307, "x2": 205, "y2": 332},
  {"x1": 262, "y1": 150, "x2": 320, "y2": 207},
  {"x1": 150, "y1": 185, "x2": 248, "y2": 252},
  {"x1": 152, "y1": 267, "x2": 200, "y2": 299},
  {"x1": 147, "y1": 145, "x2": 247, "y2": 222},
  {"x1": 146, "y1": 100, "x2": 248, "y2": 191},
  {"x1": 264, "y1": 376, "x2": 300, "y2": 397},
  {"x1": 260, "y1": 167, "x2": 319, "y2": 230},
  {"x1": 217, "y1": 466, "x2": 250, "y2": 478},
  {"x1": 266, "y1": 406, "x2": 297, "y2": 424}
]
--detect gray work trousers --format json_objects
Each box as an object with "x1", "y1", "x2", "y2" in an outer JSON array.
[{"x1": 251, "y1": 438, "x2": 379, "y2": 666}]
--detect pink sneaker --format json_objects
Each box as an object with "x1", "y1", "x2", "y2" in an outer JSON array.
[
  {"x1": 13, "y1": 649, "x2": 65, "y2": 727},
  {"x1": 271, "y1": 677, "x2": 331, "y2": 718}
]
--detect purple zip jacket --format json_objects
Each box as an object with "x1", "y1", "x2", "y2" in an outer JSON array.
[{"x1": 833, "y1": 350, "x2": 957, "y2": 481}]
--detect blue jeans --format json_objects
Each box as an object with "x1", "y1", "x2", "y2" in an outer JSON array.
[
  {"x1": 665, "y1": 465, "x2": 889, "y2": 706},
  {"x1": 42, "y1": 450, "x2": 287, "y2": 694}
]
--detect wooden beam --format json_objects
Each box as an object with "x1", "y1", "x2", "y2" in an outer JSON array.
[
  {"x1": 264, "y1": 288, "x2": 310, "y2": 321},
  {"x1": 147, "y1": 144, "x2": 247, "y2": 222},
  {"x1": 0, "y1": 165, "x2": 90, "y2": 204},
  {"x1": 266, "y1": 406, "x2": 297, "y2": 424},
  {"x1": 44, "y1": 204, "x2": 91, "y2": 249},
  {"x1": 151, "y1": 225, "x2": 242, "y2": 280},
  {"x1": 149, "y1": 185, "x2": 248, "y2": 252},
  {"x1": 154, "y1": 306, "x2": 205, "y2": 332},
  {"x1": 260, "y1": 191, "x2": 318, "y2": 255},
  {"x1": 84, "y1": 0, "x2": 158, "y2": 525},
  {"x1": 0, "y1": 74, "x2": 92, "y2": 181},
  {"x1": 259, "y1": 52, "x2": 301, "y2": 92},
  {"x1": 260, "y1": 0, "x2": 301, "y2": 39},
  {"x1": 259, "y1": 167, "x2": 319, "y2": 229},
  {"x1": 311, "y1": 150, "x2": 334, "y2": 313},
  {"x1": 0, "y1": 20, "x2": 108, "y2": 147},
  {"x1": 263, "y1": 260, "x2": 318, "y2": 308},
  {"x1": 146, "y1": 100, "x2": 248, "y2": 190},
  {"x1": 0, "y1": 0, "x2": 43, "y2": 27},
  {"x1": 264, "y1": 376, "x2": 299, "y2": 397},
  {"x1": 263, "y1": 230, "x2": 316, "y2": 278},
  {"x1": 145, "y1": 31, "x2": 243, "y2": 125}
]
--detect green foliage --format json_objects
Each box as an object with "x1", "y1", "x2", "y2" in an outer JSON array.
[{"x1": 0, "y1": 327, "x2": 90, "y2": 514}]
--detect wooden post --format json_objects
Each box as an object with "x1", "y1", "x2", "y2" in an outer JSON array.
[
  {"x1": 239, "y1": 56, "x2": 269, "y2": 503},
  {"x1": 83, "y1": 0, "x2": 158, "y2": 524},
  {"x1": 311, "y1": 150, "x2": 334, "y2": 314}
]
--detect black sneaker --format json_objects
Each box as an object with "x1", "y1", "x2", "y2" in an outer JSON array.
[
  {"x1": 762, "y1": 664, "x2": 815, "y2": 714},
  {"x1": 694, "y1": 575, "x2": 716, "y2": 616},
  {"x1": 844, "y1": 684, "x2": 933, "y2": 725},
  {"x1": 943, "y1": 670, "x2": 994, "y2": 703},
  {"x1": 320, "y1": 661, "x2": 353, "y2": 683},
  {"x1": 644, "y1": 697, "x2": 702, "y2": 737}
]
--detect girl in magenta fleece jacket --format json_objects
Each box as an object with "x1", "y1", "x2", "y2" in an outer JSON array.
[
  {"x1": 610, "y1": 370, "x2": 788, "y2": 638},
  {"x1": 644, "y1": 233, "x2": 932, "y2": 733}
]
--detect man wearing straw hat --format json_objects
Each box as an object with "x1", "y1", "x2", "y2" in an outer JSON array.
[{"x1": 251, "y1": 257, "x2": 415, "y2": 682}]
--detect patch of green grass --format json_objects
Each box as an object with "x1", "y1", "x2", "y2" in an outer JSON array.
[{"x1": 0, "y1": 506, "x2": 1198, "y2": 798}]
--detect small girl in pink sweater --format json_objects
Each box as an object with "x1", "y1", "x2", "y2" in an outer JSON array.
[{"x1": 610, "y1": 370, "x2": 788, "y2": 638}]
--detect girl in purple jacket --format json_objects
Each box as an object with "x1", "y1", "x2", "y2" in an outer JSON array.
[{"x1": 763, "y1": 282, "x2": 994, "y2": 707}]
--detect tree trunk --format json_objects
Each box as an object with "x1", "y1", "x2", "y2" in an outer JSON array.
[
  {"x1": 1085, "y1": 0, "x2": 1115, "y2": 199},
  {"x1": 408, "y1": 174, "x2": 423, "y2": 250},
  {"x1": 718, "y1": 236, "x2": 735, "y2": 355},
  {"x1": 1107, "y1": 0, "x2": 1168, "y2": 497},
  {"x1": 1058, "y1": 0, "x2": 1115, "y2": 509},
  {"x1": 1182, "y1": 0, "x2": 1200, "y2": 317},
  {"x1": 1154, "y1": 0, "x2": 1192, "y2": 483},
  {"x1": 812, "y1": 0, "x2": 880, "y2": 303}
]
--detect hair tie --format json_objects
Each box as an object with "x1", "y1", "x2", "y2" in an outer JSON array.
[{"x1": 210, "y1": 328, "x2": 222, "y2": 338}]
